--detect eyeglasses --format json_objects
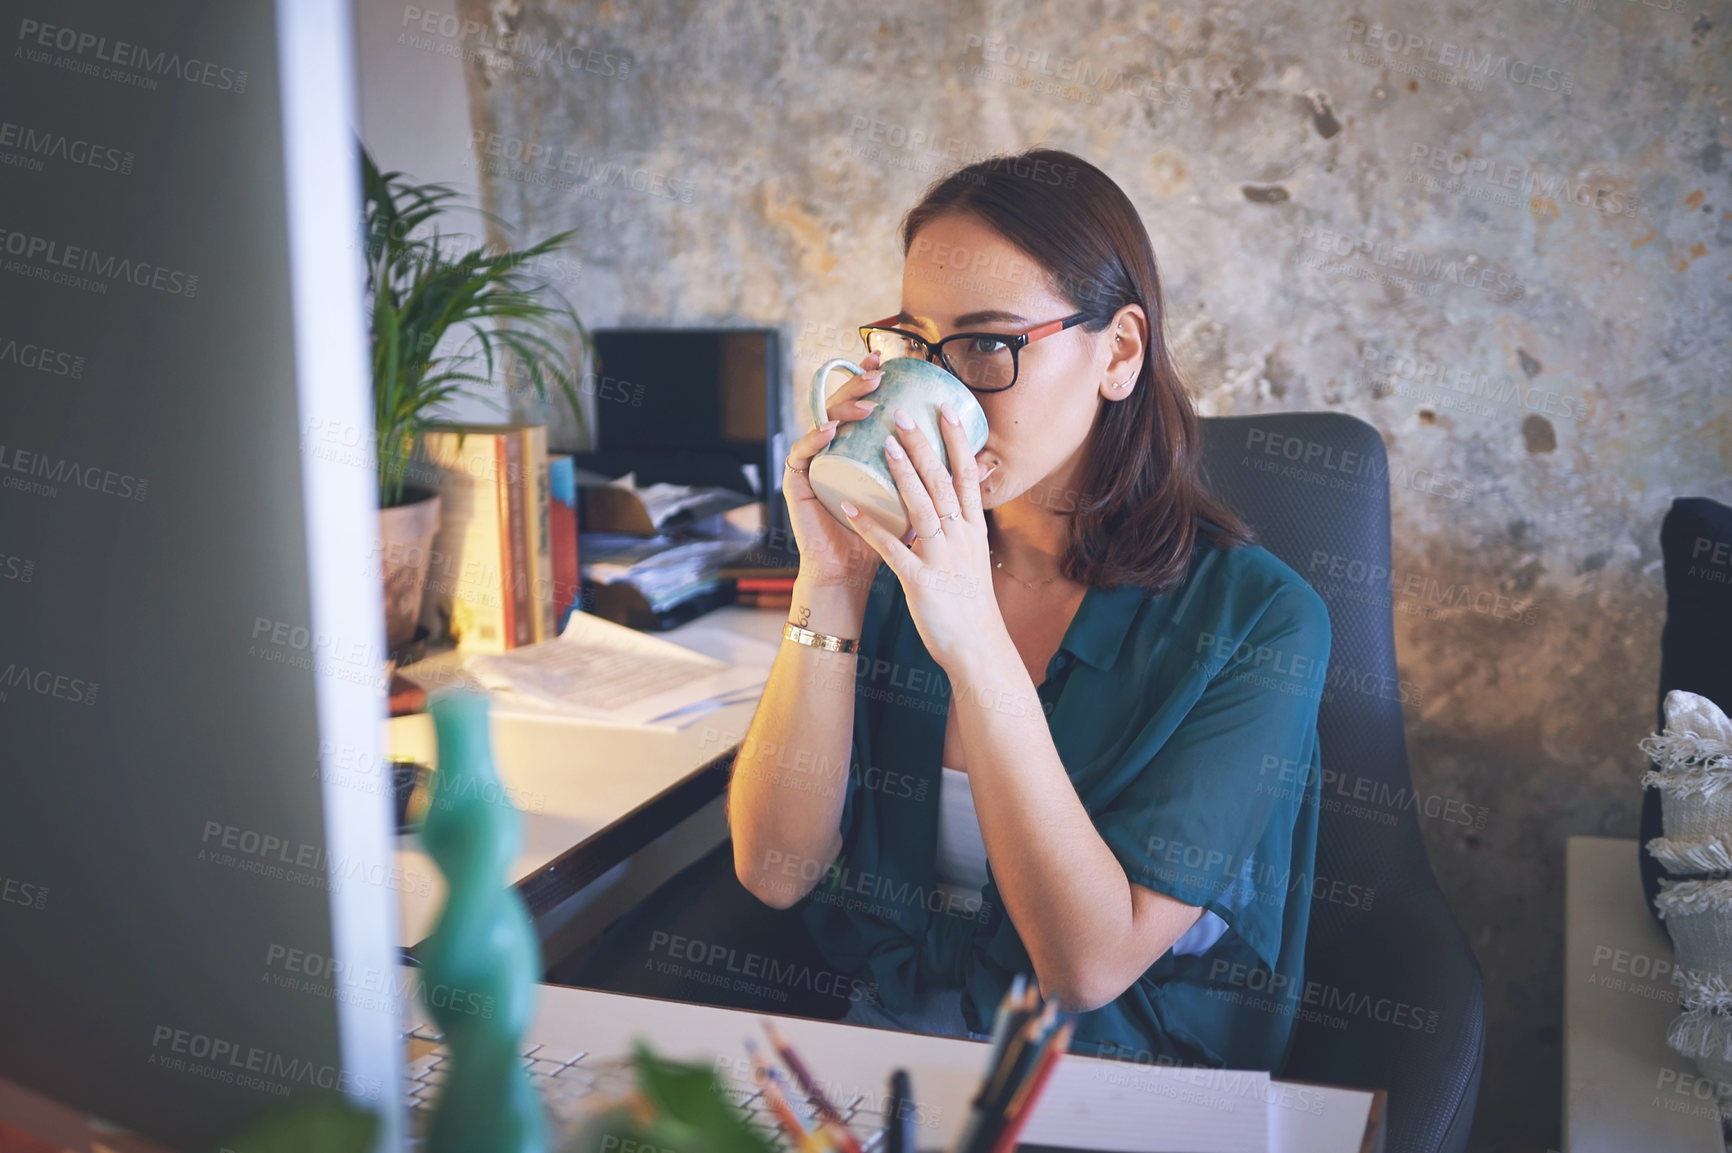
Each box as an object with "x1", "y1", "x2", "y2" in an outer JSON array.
[{"x1": 858, "y1": 311, "x2": 1092, "y2": 393}]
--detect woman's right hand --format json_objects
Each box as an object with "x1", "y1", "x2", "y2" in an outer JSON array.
[{"x1": 784, "y1": 352, "x2": 890, "y2": 596}]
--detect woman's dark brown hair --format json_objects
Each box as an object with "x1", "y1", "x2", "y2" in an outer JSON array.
[{"x1": 900, "y1": 147, "x2": 1254, "y2": 593}]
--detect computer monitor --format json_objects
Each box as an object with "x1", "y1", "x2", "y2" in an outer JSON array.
[
  {"x1": 0, "y1": 1, "x2": 401, "y2": 1150},
  {"x1": 575, "y1": 327, "x2": 799, "y2": 564}
]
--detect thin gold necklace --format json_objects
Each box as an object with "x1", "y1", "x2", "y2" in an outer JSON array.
[{"x1": 989, "y1": 548, "x2": 1061, "y2": 590}]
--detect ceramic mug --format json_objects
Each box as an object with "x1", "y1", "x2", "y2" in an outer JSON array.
[{"x1": 807, "y1": 356, "x2": 990, "y2": 540}]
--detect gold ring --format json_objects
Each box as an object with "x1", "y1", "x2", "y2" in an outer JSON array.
[
  {"x1": 913, "y1": 528, "x2": 944, "y2": 542},
  {"x1": 785, "y1": 459, "x2": 807, "y2": 474},
  {"x1": 940, "y1": 512, "x2": 962, "y2": 522}
]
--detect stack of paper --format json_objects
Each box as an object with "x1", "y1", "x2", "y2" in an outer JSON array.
[
  {"x1": 618, "y1": 472, "x2": 754, "y2": 530},
  {"x1": 465, "y1": 611, "x2": 774, "y2": 728},
  {"x1": 574, "y1": 468, "x2": 757, "y2": 535},
  {"x1": 580, "y1": 533, "x2": 758, "y2": 614}
]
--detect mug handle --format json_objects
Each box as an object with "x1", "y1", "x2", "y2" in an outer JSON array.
[{"x1": 811, "y1": 359, "x2": 864, "y2": 431}]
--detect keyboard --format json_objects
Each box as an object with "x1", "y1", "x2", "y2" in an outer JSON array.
[{"x1": 402, "y1": 1024, "x2": 888, "y2": 1151}]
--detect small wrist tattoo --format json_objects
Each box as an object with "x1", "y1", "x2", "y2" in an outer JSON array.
[{"x1": 793, "y1": 605, "x2": 811, "y2": 628}]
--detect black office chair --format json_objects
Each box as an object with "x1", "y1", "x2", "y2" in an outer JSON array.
[
  {"x1": 1198, "y1": 413, "x2": 1484, "y2": 1153},
  {"x1": 555, "y1": 412, "x2": 1485, "y2": 1153}
]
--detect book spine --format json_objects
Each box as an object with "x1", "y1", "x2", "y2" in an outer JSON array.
[
  {"x1": 548, "y1": 454, "x2": 579, "y2": 634},
  {"x1": 735, "y1": 590, "x2": 793, "y2": 608},
  {"x1": 502, "y1": 432, "x2": 532, "y2": 648},
  {"x1": 526, "y1": 426, "x2": 553, "y2": 643},
  {"x1": 416, "y1": 429, "x2": 509, "y2": 653},
  {"x1": 493, "y1": 434, "x2": 517, "y2": 650}
]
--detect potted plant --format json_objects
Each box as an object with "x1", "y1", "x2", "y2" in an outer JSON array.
[{"x1": 360, "y1": 140, "x2": 593, "y2": 658}]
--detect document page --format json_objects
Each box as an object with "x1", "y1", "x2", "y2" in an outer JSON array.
[
  {"x1": 1020, "y1": 1060, "x2": 1270, "y2": 1152},
  {"x1": 465, "y1": 611, "x2": 769, "y2": 727}
]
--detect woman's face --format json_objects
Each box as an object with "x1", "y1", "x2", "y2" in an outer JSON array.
[{"x1": 897, "y1": 213, "x2": 1144, "y2": 512}]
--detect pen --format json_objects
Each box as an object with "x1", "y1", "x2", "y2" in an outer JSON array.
[
  {"x1": 885, "y1": 1067, "x2": 914, "y2": 1153},
  {"x1": 764, "y1": 1020, "x2": 863, "y2": 1153}
]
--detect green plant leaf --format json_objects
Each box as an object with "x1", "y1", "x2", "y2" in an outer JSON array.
[
  {"x1": 360, "y1": 138, "x2": 590, "y2": 508},
  {"x1": 629, "y1": 1041, "x2": 779, "y2": 1153}
]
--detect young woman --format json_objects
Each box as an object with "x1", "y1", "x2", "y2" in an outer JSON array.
[{"x1": 727, "y1": 148, "x2": 1331, "y2": 1072}]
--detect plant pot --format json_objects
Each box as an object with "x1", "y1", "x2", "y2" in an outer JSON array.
[{"x1": 378, "y1": 487, "x2": 441, "y2": 655}]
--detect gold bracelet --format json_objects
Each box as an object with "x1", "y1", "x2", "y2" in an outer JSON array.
[{"x1": 782, "y1": 621, "x2": 859, "y2": 653}]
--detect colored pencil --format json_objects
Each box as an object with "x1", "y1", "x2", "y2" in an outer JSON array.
[
  {"x1": 954, "y1": 985, "x2": 1047, "y2": 1153},
  {"x1": 966, "y1": 1002, "x2": 1061, "y2": 1153},
  {"x1": 953, "y1": 1004, "x2": 1015, "y2": 1151},
  {"x1": 763, "y1": 1020, "x2": 864, "y2": 1153},
  {"x1": 979, "y1": 1000, "x2": 1054, "y2": 1118},
  {"x1": 980, "y1": 974, "x2": 1026, "y2": 1074},
  {"x1": 984, "y1": 1017, "x2": 1072, "y2": 1153},
  {"x1": 971, "y1": 978, "x2": 1035, "y2": 1109},
  {"x1": 746, "y1": 1039, "x2": 825, "y2": 1153}
]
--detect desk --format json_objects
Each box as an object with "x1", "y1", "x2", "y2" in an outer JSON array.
[
  {"x1": 1563, "y1": 836, "x2": 1722, "y2": 1150},
  {"x1": 404, "y1": 979, "x2": 1383, "y2": 1153},
  {"x1": 390, "y1": 605, "x2": 788, "y2": 954}
]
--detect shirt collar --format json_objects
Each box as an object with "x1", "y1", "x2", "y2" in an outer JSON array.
[{"x1": 1060, "y1": 582, "x2": 1147, "y2": 671}]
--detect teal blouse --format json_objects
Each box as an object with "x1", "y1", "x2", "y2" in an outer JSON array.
[{"x1": 796, "y1": 538, "x2": 1331, "y2": 1072}]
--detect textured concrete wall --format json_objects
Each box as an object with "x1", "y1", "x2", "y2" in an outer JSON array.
[{"x1": 422, "y1": 0, "x2": 1729, "y2": 1145}]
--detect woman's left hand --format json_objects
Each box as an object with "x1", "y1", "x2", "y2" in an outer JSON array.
[{"x1": 836, "y1": 401, "x2": 1005, "y2": 674}]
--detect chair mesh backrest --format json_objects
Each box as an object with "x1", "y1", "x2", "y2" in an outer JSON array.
[
  {"x1": 1197, "y1": 416, "x2": 1484, "y2": 1152},
  {"x1": 1197, "y1": 415, "x2": 1437, "y2": 934}
]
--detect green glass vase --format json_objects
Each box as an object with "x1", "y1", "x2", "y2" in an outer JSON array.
[{"x1": 419, "y1": 689, "x2": 547, "y2": 1153}]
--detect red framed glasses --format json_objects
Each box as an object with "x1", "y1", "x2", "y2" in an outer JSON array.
[{"x1": 857, "y1": 311, "x2": 1092, "y2": 393}]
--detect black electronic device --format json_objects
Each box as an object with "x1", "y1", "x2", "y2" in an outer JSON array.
[{"x1": 575, "y1": 327, "x2": 799, "y2": 567}]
